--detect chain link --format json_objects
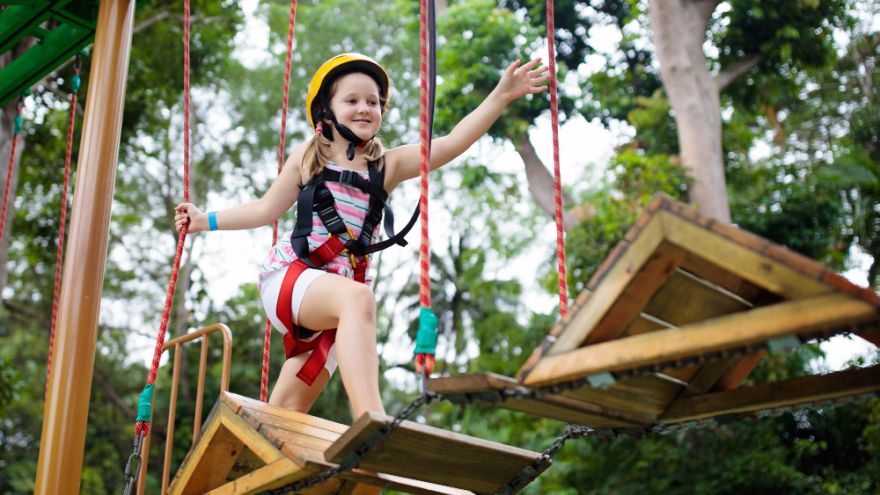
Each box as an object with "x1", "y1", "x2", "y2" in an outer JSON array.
[
  {"x1": 258, "y1": 324, "x2": 873, "y2": 494},
  {"x1": 262, "y1": 392, "x2": 438, "y2": 495}
]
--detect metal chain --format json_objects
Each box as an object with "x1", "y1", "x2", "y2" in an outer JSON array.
[
  {"x1": 497, "y1": 424, "x2": 595, "y2": 495},
  {"x1": 262, "y1": 392, "x2": 438, "y2": 495},
  {"x1": 258, "y1": 323, "x2": 871, "y2": 494}
]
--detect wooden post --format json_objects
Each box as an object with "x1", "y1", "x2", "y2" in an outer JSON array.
[{"x1": 34, "y1": 0, "x2": 135, "y2": 493}]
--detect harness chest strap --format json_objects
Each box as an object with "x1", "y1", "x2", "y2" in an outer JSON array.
[{"x1": 276, "y1": 258, "x2": 368, "y2": 385}]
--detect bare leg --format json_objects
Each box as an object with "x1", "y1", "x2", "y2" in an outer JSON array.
[
  {"x1": 268, "y1": 354, "x2": 331, "y2": 412},
  {"x1": 295, "y1": 274, "x2": 386, "y2": 417}
]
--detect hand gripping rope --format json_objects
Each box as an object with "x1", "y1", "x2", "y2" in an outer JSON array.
[
  {"x1": 46, "y1": 54, "x2": 82, "y2": 401},
  {"x1": 261, "y1": 0, "x2": 299, "y2": 403},
  {"x1": 0, "y1": 94, "x2": 25, "y2": 244},
  {"x1": 123, "y1": 1, "x2": 193, "y2": 492}
]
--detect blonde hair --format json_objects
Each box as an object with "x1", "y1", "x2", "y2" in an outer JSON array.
[{"x1": 300, "y1": 131, "x2": 386, "y2": 184}]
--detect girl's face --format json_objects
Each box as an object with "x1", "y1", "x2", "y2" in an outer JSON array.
[{"x1": 328, "y1": 72, "x2": 383, "y2": 141}]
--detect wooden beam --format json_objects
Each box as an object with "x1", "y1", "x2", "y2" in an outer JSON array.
[
  {"x1": 428, "y1": 373, "x2": 647, "y2": 427},
  {"x1": 582, "y1": 242, "x2": 688, "y2": 346},
  {"x1": 523, "y1": 293, "x2": 876, "y2": 387},
  {"x1": 168, "y1": 403, "x2": 291, "y2": 495},
  {"x1": 641, "y1": 269, "x2": 750, "y2": 327},
  {"x1": 660, "y1": 365, "x2": 880, "y2": 423},
  {"x1": 204, "y1": 458, "x2": 306, "y2": 495},
  {"x1": 545, "y1": 214, "x2": 667, "y2": 355},
  {"x1": 660, "y1": 211, "x2": 830, "y2": 299},
  {"x1": 325, "y1": 412, "x2": 543, "y2": 494},
  {"x1": 34, "y1": 1, "x2": 135, "y2": 493}
]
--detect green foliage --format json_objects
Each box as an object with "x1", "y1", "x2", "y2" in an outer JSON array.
[
  {"x1": 2, "y1": 1, "x2": 879, "y2": 493},
  {"x1": 435, "y1": 0, "x2": 563, "y2": 140},
  {"x1": 563, "y1": 149, "x2": 689, "y2": 294}
]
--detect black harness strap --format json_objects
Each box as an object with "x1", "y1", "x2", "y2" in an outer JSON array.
[{"x1": 291, "y1": 160, "x2": 413, "y2": 267}]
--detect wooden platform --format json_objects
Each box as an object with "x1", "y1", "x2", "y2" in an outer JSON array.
[
  {"x1": 429, "y1": 195, "x2": 880, "y2": 428},
  {"x1": 168, "y1": 392, "x2": 544, "y2": 495}
]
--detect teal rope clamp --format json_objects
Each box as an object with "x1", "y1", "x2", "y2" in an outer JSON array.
[
  {"x1": 414, "y1": 307, "x2": 438, "y2": 356},
  {"x1": 13, "y1": 114, "x2": 22, "y2": 135},
  {"x1": 136, "y1": 384, "x2": 155, "y2": 423}
]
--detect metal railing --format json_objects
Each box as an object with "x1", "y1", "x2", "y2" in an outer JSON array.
[{"x1": 136, "y1": 323, "x2": 233, "y2": 495}]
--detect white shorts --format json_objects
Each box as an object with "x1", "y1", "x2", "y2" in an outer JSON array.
[{"x1": 260, "y1": 266, "x2": 338, "y2": 375}]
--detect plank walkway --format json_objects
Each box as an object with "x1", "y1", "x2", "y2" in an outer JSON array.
[
  {"x1": 429, "y1": 195, "x2": 880, "y2": 428},
  {"x1": 168, "y1": 392, "x2": 543, "y2": 495}
]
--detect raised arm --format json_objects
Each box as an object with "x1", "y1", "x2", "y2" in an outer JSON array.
[
  {"x1": 383, "y1": 58, "x2": 549, "y2": 190},
  {"x1": 175, "y1": 143, "x2": 307, "y2": 233}
]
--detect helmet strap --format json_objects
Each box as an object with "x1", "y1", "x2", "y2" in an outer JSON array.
[{"x1": 322, "y1": 109, "x2": 373, "y2": 161}]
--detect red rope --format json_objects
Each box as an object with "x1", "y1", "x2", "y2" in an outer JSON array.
[
  {"x1": 47, "y1": 77, "x2": 79, "y2": 397},
  {"x1": 136, "y1": 0, "x2": 192, "y2": 436},
  {"x1": 262, "y1": 0, "x2": 297, "y2": 403},
  {"x1": 418, "y1": 0, "x2": 431, "y2": 309},
  {"x1": 0, "y1": 103, "x2": 23, "y2": 244},
  {"x1": 546, "y1": 0, "x2": 568, "y2": 318}
]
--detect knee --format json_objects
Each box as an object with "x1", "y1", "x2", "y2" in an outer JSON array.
[{"x1": 342, "y1": 284, "x2": 376, "y2": 322}]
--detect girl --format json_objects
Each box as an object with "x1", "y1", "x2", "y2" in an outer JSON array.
[{"x1": 175, "y1": 53, "x2": 548, "y2": 420}]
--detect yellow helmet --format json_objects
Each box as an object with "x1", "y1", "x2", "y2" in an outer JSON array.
[{"x1": 306, "y1": 53, "x2": 390, "y2": 129}]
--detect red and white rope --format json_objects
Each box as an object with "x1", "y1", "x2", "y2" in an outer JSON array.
[
  {"x1": 418, "y1": 0, "x2": 432, "y2": 310},
  {"x1": 546, "y1": 0, "x2": 568, "y2": 318},
  {"x1": 262, "y1": 0, "x2": 298, "y2": 403}
]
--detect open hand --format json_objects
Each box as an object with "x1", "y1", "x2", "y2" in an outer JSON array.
[{"x1": 496, "y1": 58, "x2": 550, "y2": 103}]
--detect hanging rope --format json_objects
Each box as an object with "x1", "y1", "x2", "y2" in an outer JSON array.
[
  {"x1": 545, "y1": 0, "x2": 568, "y2": 318},
  {"x1": 124, "y1": 1, "x2": 191, "y2": 492},
  {"x1": 46, "y1": 55, "x2": 82, "y2": 399},
  {"x1": 261, "y1": 0, "x2": 298, "y2": 403},
  {"x1": 0, "y1": 96, "x2": 24, "y2": 244},
  {"x1": 413, "y1": 0, "x2": 439, "y2": 383}
]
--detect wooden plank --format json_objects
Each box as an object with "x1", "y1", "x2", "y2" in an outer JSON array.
[
  {"x1": 168, "y1": 405, "x2": 234, "y2": 495},
  {"x1": 712, "y1": 351, "x2": 767, "y2": 391},
  {"x1": 523, "y1": 293, "x2": 876, "y2": 387},
  {"x1": 169, "y1": 403, "x2": 286, "y2": 495},
  {"x1": 660, "y1": 211, "x2": 830, "y2": 299},
  {"x1": 582, "y1": 242, "x2": 688, "y2": 345},
  {"x1": 222, "y1": 392, "x2": 348, "y2": 434},
  {"x1": 678, "y1": 253, "x2": 765, "y2": 303},
  {"x1": 543, "y1": 213, "x2": 667, "y2": 356},
  {"x1": 563, "y1": 375, "x2": 682, "y2": 421},
  {"x1": 660, "y1": 365, "x2": 880, "y2": 424},
  {"x1": 337, "y1": 470, "x2": 475, "y2": 495},
  {"x1": 204, "y1": 457, "x2": 314, "y2": 495},
  {"x1": 676, "y1": 359, "x2": 739, "y2": 397},
  {"x1": 501, "y1": 395, "x2": 647, "y2": 428},
  {"x1": 641, "y1": 269, "x2": 751, "y2": 327},
  {"x1": 239, "y1": 406, "x2": 342, "y2": 443},
  {"x1": 428, "y1": 373, "x2": 646, "y2": 428},
  {"x1": 325, "y1": 413, "x2": 543, "y2": 494}
]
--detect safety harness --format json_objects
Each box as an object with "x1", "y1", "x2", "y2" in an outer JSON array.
[{"x1": 277, "y1": 160, "x2": 418, "y2": 385}]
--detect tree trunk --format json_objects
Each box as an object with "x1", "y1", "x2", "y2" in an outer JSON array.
[
  {"x1": 514, "y1": 133, "x2": 580, "y2": 229},
  {"x1": 648, "y1": 0, "x2": 731, "y2": 222}
]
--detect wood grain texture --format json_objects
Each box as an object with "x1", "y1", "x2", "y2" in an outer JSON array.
[
  {"x1": 661, "y1": 365, "x2": 880, "y2": 423},
  {"x1": 524, "y1": 294, "x2": 876, "y2": 387},
  {"x1": 325, "y1": 412, "x2": 543, "y2": 494}
]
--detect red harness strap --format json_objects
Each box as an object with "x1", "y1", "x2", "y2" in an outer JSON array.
[{"x1": 276, "y1": 249, "x2": 368, "y2": 386}]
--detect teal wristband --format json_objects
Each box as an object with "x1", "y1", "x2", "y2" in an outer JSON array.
[{"x1": 208, "y1": 211, "x2": 218, "y2": 231}]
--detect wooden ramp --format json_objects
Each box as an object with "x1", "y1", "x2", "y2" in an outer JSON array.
[
  {"x1": 168, "y1": 392, "x2": 544, "y2": 495},
  {"x1": 429, "y1": 195, "x2": 880, "y2": 429}
]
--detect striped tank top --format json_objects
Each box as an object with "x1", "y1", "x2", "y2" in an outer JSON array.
[{"x1": 259, "y1": 162, "x2": 380, "y2": 285}]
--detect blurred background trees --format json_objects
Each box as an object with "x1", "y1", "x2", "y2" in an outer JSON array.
[{"x1": 0, "y1": 0, "x2": 877, "y2": 493}]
